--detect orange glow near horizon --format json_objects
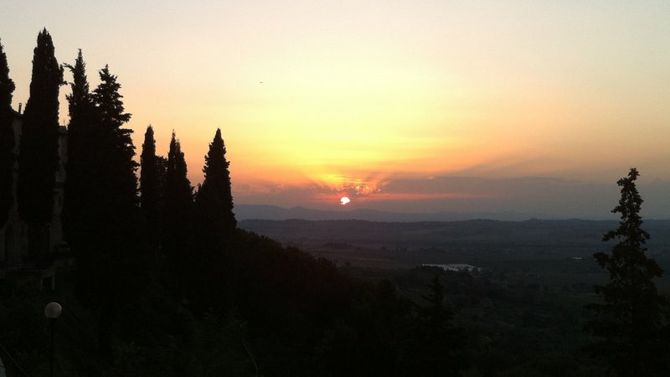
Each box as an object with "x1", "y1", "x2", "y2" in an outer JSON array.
[{"x1": 2, "y1": 1, "x2": 670, "y2": 209}]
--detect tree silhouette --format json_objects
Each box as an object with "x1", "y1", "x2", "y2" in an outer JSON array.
[
  {"x1": 407, "y1": 275, "x2": 467, "y2": 377},
  {"x1": 0, "y1": 40, "x2": 16, "y2": 228},
  {"x1": 190, "y1": 129, "x2": 236, "y2": 311},
  {"x1": 17, "y1": 29, "x2": 63, "y2": 256},
  {"x1": 74, "y1": 65, "x2": 146, "y2": 357},
  {"x1": 195, "y1": 128, "x2": 236, "y2": 241},
  {"x1": 63, "y1": 49, "x2": 97, "y2": 245},
  {"x1": 163, "y1": 131, "x2": 193, "y2": 297},
  {"x1": 1, "y1": 32, "x2": 506, "y2": 377},
  {"x1": 586, "y1": 168, "x2": 670, "y2": 376},
  {"x1": 92, "y1": 65, "x2": 137, "y2": 209},
  {"x1": 423, "y1": 276, "x2": 450, "y2": 331},
  {"x1": 156, "y1": 155, "x2": 168, "y2": 196},
  {"x1": 140, "y1": 125, "x2": 161, "y2": 257}
]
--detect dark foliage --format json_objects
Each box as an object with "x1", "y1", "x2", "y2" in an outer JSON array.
[
  {"x1": 586, "y1": 168, "x2": 670, "y2": 376},
  {"x1": 189, "y1": 129, "x2": 237, "y2": 310},
  {"x1": 405, "y1": 276, "x2": 467, "y2": 376},
  {"x1": 140, "y1": 126, "x2": 159, "y2": 216},
  {"x1": 90, "y1": 65, "x2": 137, "y2": 211},
  {"x1": 0, "y1": 39, "x2": 15, "y2": 227},
  {"x1": 195, "y1": 129, "x2": 236, "y2": 243},
  {"x1": 16, "y1": 29, "x2": 63, "y2": 256},
  {"x1": 63, "y1": 49, "x2": 97, "y2": 245},
  {"x1": 10, "y1": 31, "x2": 670, "y2": 377},
  {"x1": 140, "y1": 126, "x2": 161, "y2": 256},
  {"x1": 162, "y1": 132, "x2": 193, "y2": 297},
  {"x1": 71, "y1": 65, "x2": 148, "y2": 356}
]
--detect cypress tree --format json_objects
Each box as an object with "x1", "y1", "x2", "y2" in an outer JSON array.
[
  {"x1": 0, "y1": 40, "x2": 16, "y2": 228},
  {"x1": 92, "y1": 65, "x2": 136, "y2": 210},
  {"x1": 74, "y1": 65, "x2": 143, "y2": 357},
  {"x1": 165, "y1": 132, "x2": 192, "y2": 209},
  {"x1": 190, "y1": 129, "x2": 235, "y2": 310},
  {"x1": 195, "y1": 128, "x2": 237, "y2": 240},
  {"x1": 64, "y1": 49, "x2": 94, "y2": 170},
  {"x1": 140, "y1": 125, "x2": 161, "y2": 255},
  {"x1": 586, "y1": 168, "x2": 670, "y2": 376},
  {"x1": 65, "y1": 50, "x2": 91, "y2": 124},
  {"x1": 156, "y1": 155, "x2": 168, "y2": 198},
  {"x1": 17, "y1": 29, "x2": 63, "y2": 256},
  {"x1": 163, "y1": 131, "x2": 193, "y2": 296},
  {"x1": 63, "y1": 49, "x2": 96, "y2": 243},
  {"x1": 141, "y1": 125, "x2": 159, "y2": 213}
]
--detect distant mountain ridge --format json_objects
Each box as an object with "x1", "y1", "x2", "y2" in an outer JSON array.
[
  {"x1": 238, "y1": 217, "x2": 670, "y2": 262},
  {"x1": 234, "y1": 204, "x2": 606, "y2": 222}
]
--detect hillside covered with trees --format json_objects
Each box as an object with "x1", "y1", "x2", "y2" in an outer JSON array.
[{"x1": 0, "y1": 30, "x2": 669, "y2": 377}]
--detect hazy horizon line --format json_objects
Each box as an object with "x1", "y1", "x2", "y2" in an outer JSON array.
[{"x1": 234, "y1": 203, "x2": 670, "y2": 222}]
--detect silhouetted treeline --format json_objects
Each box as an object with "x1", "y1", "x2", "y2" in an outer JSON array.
[
  {"x1": 0, "y1": 30, "x2": 470, "y2": 377},
  {"x1": 1, "y1": 30, "x2": 669, "y2": 377},
  {"x1": 17, "y1": 29, "x2": 63, "y2": 257},
  {"x1": 0, "y1": 39, "x2": 15, "y2": 228}
]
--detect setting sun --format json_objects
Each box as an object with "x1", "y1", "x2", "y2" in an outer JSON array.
[
  {"x1": 1, "y1": 1, "x2": 669, "y2": 215},
  {"x1": 2, "y1": 2, "x2": 670, "y2": 376}
]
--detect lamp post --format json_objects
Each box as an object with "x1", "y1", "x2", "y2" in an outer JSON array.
[{"x1": 44, "y1": 302, "x2": 62, "y2": 377}]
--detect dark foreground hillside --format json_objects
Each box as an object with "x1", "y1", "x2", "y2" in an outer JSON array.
[
  {"x1": 1, "y1": 225, "x2": 620, "y2": 377},
  {"x1": 0, "y1": 228, "x2": 480, "y2": 377},
  {"x1": 238, "y1": 218, "x2": 670, "y2": 376}
]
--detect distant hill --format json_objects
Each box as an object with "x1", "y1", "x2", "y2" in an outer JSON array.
[
  {"x1": 238, "y1": 218, "x2": 670, "y2": 269},
  {"x1": 234, "y1": 204, "x2": 556, "y2": 222},
  {"x1": 240, "y1": 218, "x2": 666, "y2": 248}
]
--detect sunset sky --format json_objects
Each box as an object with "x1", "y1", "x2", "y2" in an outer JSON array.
[{"x1": 2, "y1": 0, "x2": 669, "y2": 217}]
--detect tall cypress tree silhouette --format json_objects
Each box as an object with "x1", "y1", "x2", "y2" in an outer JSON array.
[
  {"x1": 74, "y1": 65, "x2": 144, "y2": 357},
  {"x1": 65, "y1": 51, "x2": 107, "y2": 324},
  {"x1": 163, "y1": 131, "x2": 193, "y2": 296},
  {"x1": 92, "y1": 65, "x2": 137, "y2": 210},
  {"x1": 63, "y1": 49, "x2": 97, "y2": 245},
  {"x1": 190, "y1": 129, "x2": 236, "y2": 310},
  {"x1": 195, "y1": 129, "x2": 236, "y2": 240},
  {"x1": 140, "y1": 125, "x2": 159, "y2": 212},
  {"x1": 586, "y1": 168, "x2": 670, "y2": 376},
  {"x1": 0, "y1": 40, "x2": 16, "y2": 228},
  {"x1": 17, "y1": 29, "x2": 63, "y2": 256},
  {"x1": 140, "y1": 125, "x2": 161, "y2": 256}
]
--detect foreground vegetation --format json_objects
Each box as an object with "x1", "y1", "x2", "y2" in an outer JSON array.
[
  {"x1": 1, "y1": 229, "x2": 465, "y2": 377},
  {"x1": 1, "y1": 30, "x2": 669, "y2": 377},
  {"x1": 2, "y1": 226, "x2": 665, "y2": 377}
]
